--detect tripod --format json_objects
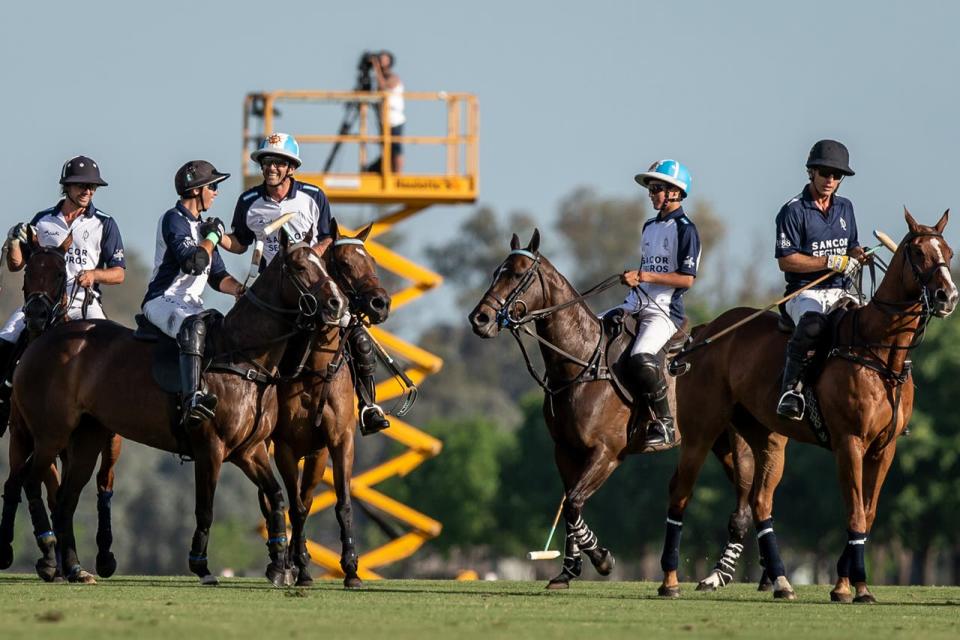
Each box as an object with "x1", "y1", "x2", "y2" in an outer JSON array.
[{"x1": 323, "y1": 67, "x2": 381, "y2": 173}]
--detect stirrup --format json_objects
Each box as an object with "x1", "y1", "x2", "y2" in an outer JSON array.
[
  {"x1": 639, "y1": 420, "x2": 680, "y2": 453},
  {"x1": 359, "y1": 404, "x2": 390, "y2": 436},
  {"x1": 776, "y1": 389, "x2": 805, "y2": 421},
  {"x1": 185, "y1": 392, "x2": 217, "y2": 425}
]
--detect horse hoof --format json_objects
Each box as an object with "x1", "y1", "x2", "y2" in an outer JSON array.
[
  {"x1": 853, "y1": 593, "x2": 877, "y2": 604},
  {"x1": 695, "y1": 582, "x2": 717, "y2": 592},
  {"x1": 594, "y1": 549, "x2": 615, "y2": 576},
  {"x1": 35, "y1": 560, "x2": 58, "y2": 583},
  {"x1": 344, "y1": 576, "x2": 364, "y2": 589},
  {"x1": 266, "y1": 564, "x2": 287, "y2": 588},
  {"x1": 96, "y1": 552, "x2": 117, "y2": 578},
  {"x1": 830, "y1": 590, "x2": 853, "y2": 603},
  {"x1": 773, "y1": 589, "x2": 797, "y2": 601},
  {"x1": 658, "y1": 585, "x2": 681, "y2": 598},
  {"x1": 200, "y1": 574, "x2": 219, "y2": 586},
  {"x1": 296, "y1": 569, "x2": 314, "y2": 587},
  {"x1": 284, "y1": 568, "x2": 298, "y2": 587},
  {"x1": 0, "y1": 543, "x2": 13, "y2": 570},
  {"x1": 68, "y1": 569, "x2": 97, "y2": 585},
  {"x1": 757, "y1": 577, "x2": 774, "y2": 592},
  {"x1": 545, "y1": 578, "x2": 570, "y2": 590}
]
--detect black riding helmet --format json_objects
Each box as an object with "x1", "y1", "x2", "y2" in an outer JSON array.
[
  {"x1": 175, "y1": 160, "x2": 230, "y2": 196},
  {"x1": 806, "y1": 139, "x2": 855, "y2": 176},
  {"x1": 60, "y1": 156, "x2": 108, "y2": 186}
]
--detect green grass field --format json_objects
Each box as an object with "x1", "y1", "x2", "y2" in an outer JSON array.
[{"x1": 1, "y1": 575, "x2": 958, "y2": 639}]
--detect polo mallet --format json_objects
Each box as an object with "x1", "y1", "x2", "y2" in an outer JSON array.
[
  {"x1": 670, "y1": 242, "x2": 885, "y2": 371},
  {"x1": 527, "y1": 497, "x2": 565, "y2": 560},
  {"x1": 873, "y1": 229, "x2": 899, "y2": 253},
  {"x1": 241, "y1": 212, "x2": 296, "y2": 290}
]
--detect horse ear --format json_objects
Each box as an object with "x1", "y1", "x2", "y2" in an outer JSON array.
[
  {"x1": 58, "y1": 231, "x2": 73, "y2": 254},
  {"x1": 26, "y1": 225, "x2": 38, "y2": 249},
  {"x1": 330, "y1": 218, "x2": 340, "y2": 242},
  {"x1": 935, "y1": 209, "x2": 949, "y2": 234},
  {"x1": 510, "y1": 233, "x2": 521, "y2": 250},
  {"x1": 904, "y1": 207, "x2": 920, "y2": 233},
  {"x1": 279, "y1": 226, "x2": 291, "y2": 252},
  {"x1": 528, "y1": 228, "x2": 541, "y2": 253},
  {"x1": 357, "y1": 223, "x2": 373, "y2": 242}
]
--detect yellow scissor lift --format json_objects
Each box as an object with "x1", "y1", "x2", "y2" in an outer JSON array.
[{"x1": 243, "y1": 89, "x2": 478, "y2": 578}]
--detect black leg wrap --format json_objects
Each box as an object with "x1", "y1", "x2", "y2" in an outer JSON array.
[
  {"x1": 840, "y1": 530, "x2": 867, "y2": 583},
  {"x1": 95, "y1": 491, "x2": 113, "y2": 551},
  {"x1": 661, "y1": 514, "x2": 683, "y2": 573},
  {"x1": 188, "y1": 529, "x2": 211, "y2": 576},
  {"x1": 756, "y1": 518, "x2": 786, "y2": 581}
]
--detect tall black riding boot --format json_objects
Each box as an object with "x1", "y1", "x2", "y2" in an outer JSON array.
[
  {"x1": 178, "y1": 317, "x2": 217, "y2": 429},
  {"x1": 349, "y1": 327, "x2": 390, "y2": 436},
  {"x1": 776, "y1": 312, "x2": 825, "y2": 421},
  {"x1": 627, "y1": 353, "x2": 679, "y2": 451}
]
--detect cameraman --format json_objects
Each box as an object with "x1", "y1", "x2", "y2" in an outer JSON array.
[{"x1": 369, "y1": 50, "x2": 405, "y2": 173}]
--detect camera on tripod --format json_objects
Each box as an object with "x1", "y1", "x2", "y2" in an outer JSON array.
[{"x1": 356, "y1": 51, "x2": 379, "y2": 92}]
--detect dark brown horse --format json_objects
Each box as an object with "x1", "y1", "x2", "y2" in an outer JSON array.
[
  {"x1": 658, "y1": 211, "x2": 956, "y2": 602},
  {"x1": 467, "y1": 230, "x2": 745, "y2": 589},
  {"x1": 0, "y1": 232, "x2": 122, "y2": 578},
  {"x1": 264, "y1": 221, "x2": 391, "y2": 588},
  {"x1": 8, "y1": 235, "x2": 346, "y2": 585}
]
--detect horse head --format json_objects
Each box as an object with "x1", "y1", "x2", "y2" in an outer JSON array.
[
  {"x1": 468, "y1": 228, "x2": 544, "y2": 338},
  {"x1": 22, "y1": 227, "x2": 70, "y2": 338},
  {"x1": 892, "y1": 208, "x2": 957, "y2": 318},
  {"x1": 251, "y1": 227, "x2": 348, "y2": 328},
  {"x1": 327, "y1": 220, "x2": 391, "y2": 324}
]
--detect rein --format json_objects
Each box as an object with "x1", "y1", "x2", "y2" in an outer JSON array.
[{"x1": 485, "y1": 249, "x2": 620, "y2": 395}]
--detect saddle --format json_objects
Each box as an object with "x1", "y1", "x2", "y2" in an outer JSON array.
[
  {"x1": 601, "y1": 311, "x2": 688, "y2": 406},
  {"x1": 133, "y1": 312, "x2": 222, "y2": 394}
]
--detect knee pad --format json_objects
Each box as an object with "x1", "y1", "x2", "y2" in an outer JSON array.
[
  {"x1": 797, "y1": 312, "x2": 828, "y2": 340},
  {"x1": 628, "y1": 353, "x2": 664, "y2": 394},
  {"x1": 349, "y1": 328, "x2": 377, "y2": 378},
  {"x1": 177, "y1": 315, "x2": 207, "y2": 356}
]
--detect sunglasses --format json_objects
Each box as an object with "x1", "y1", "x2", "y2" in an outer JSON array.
[
  {"x1": 260, "y1": 157, "x2": 290, "y2": 168},
  {"x1": 205, "y1": 182, "x2": 219, "y2": 192},
  {"x1": 815, "y1": 167, "x2": 845, "y2": 181},
  {"x1": 72, "y1": 184, "x2": 98, "y2": 192}
]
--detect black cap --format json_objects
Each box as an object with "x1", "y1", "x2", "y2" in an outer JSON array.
[
  {"x1": 175, "y1": 160, "x2": 230, "y2": 196},
  {"x1": 60, "y1": 155, "x2": 108, "y2": 186},
  {"x1": 806, "y1": 139, "x2": 855, "y2": 176}
]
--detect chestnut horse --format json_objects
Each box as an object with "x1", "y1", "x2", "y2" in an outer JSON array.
[
  {"x1": 8, "y1": 236, "x2": 346, "y2": 585},
  {"x1": 264, "y1": 221, "x2": 391, "y2": 588},
  {"x1": 469, "y1": 230, "x2": 749, "y2": 589},
  {"x1": 0, "y1": 233, "x2": 122, "y2": 578},
  {"x1": 659, "y1": 211, "x2": 956, "y2": 602}
]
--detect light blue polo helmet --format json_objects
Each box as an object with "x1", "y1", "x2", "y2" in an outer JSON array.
[
  {"x1": 634, "y1": 159, "x2": 692, "y2": 198},
  {"x1": 250, "y1": 132, "x2": 302, "y2": 168}
]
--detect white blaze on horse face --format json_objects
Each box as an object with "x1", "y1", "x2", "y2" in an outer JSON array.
[
  {"x1": 355, "y1": 247, "x2": 366, "y2": 257},
  {"x1": 930, "y1": 238, "x2": 958, "y2": 302}
]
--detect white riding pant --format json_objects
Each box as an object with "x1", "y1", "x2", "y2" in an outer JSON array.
[
  {"x1": 784, "y1": 288, "x2": 846, "y2": 325},
  {"x1": 0, "y1": 296, "x2": 106, "y2": 344},
  {"x1": 142, "y1": 295, "x2": 205, "y2": 340},
  {"x1": 602, "y1": 304, "x2": 678, "y2": 357}
]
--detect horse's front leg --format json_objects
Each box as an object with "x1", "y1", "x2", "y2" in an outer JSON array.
[
  {"x1": 0, "y1": 424, "x2": 34, "y2": 570},
  {"x1": 748, "y1": 433, "x2": 796, "y2": 600},
  {"x1": 330, "y1": 438, "x2": 361, "y2": 589},
  {"x1": 546, "y1": 444, "x2": 618, "y2": 589},
  {"x1": 273, "y1": 441, "x2": 312, "y2": 586},
  {"x1": 189, "y1": 446, "x2": 223, "y2": 586},
  {"x1": 294, "y1": 450, "x2": 329, "y2": 587},
  {"x1": 94, "y1": 434, "x2": 121, "y2": 578}
]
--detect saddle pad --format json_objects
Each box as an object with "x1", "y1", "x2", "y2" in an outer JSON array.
[{"x1": 151, "y1": 337, "x2": 182, "y2": 395}]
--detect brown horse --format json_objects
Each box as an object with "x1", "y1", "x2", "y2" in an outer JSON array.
[
  {"x1": 264, "y1": 221, "x2": 391, "y2": 588},
  {"x1": 0, "y1": 232, "x2": 122, "y2": 578},
  {"x1": 658, "y1": 210, "x2": 956, "y2": 602},
  {"x1": 8, "y1": 235, "x2": 346, "y2": 585},
  {"x1": 468, "y1": 230, "x2": 747, "y2": 589}
]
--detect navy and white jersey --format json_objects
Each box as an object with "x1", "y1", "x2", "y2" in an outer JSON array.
[
  {"x1": 624, "y1": 206, "x2": 701, "y2": 326},
  {"x1": 22, "y1": 201, "x2": 126, "y2": 297},
  {"x1": 142, "y1": 202, "x2": 228, "y2": 307},
  {"x1": 231, "y1": 179, "x2": 332, "y2": 269},
  {"x1": 774, "y1": 185, "x2": 859, "y2": 293}
]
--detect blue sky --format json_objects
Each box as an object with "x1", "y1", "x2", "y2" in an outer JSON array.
[{"x1": 2, "y1": 0, "x2": 958, "y2": 326}]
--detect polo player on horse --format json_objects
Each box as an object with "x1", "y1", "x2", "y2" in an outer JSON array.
[
  {"x1": 0, "y1": 156, "x2": 126, "y2": 432},
  {"x1": 775, "y1": 140, "x2": 871, "y2": 420},
  {"x1": 607, "y1": 159, "x2": 701, "y2": 451}
]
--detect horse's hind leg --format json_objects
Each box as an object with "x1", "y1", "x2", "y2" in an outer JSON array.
[
  {"x1": 233, "y1": 444, "x2": 294, "y2": 588},
  {"x1": 329, "y1": 438, "x2": 362, "y2": 589},
  {"x1": 547, "y1": 445, "x2": 618, "y2": 590},
  {"x1": 56, "y1": 427, "x2": 111, "y2": 584},
  {"x1": 697, "y1": 427, "x2": 754, "y2": 592},
  {"x1": 94, "y1": 434, "x2": 121, "y2": 578}
]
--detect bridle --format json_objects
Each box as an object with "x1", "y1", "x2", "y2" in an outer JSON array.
[
  {"x1": 480, "y1": 249, "x2": 620, "y2": 395},
  {"x1": 327, "y1": 238, "x2": 383, "y2": 319},
  {"x1": 23, "y1": 248, "x2": 68, "y2": 333}
]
